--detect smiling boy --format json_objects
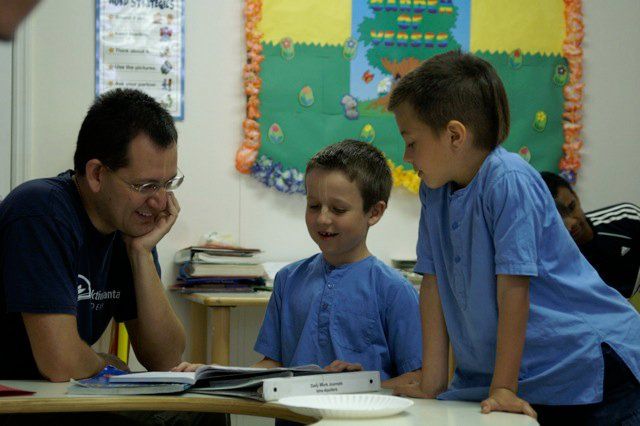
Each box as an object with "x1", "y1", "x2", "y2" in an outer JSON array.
[{"x1": 253, "y1": 140, "x2": 422, "y2": 387}]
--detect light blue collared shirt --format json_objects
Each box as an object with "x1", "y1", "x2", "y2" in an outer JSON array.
[
  {"x1": 255, "y1": 254, "x2": 422, "y2": 380},
  {"x1": 416, "y1": 146, "x2": 640, "y2": 405}
]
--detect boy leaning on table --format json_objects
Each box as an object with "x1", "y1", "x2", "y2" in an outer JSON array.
[
  {"x1": 390, "y1": 50, "x2": 640, "y2": 425},
  {"x1": 174, "y1": 140, "x2": 423, "y2": 389}
]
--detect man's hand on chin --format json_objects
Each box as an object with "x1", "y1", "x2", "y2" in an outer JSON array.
[{"x1": 124, "y1": 192, "x2": 180, "y2": 254}]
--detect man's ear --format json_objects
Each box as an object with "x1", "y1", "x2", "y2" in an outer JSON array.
[
  {"x1": 84, "y1": 159, "x2": 106, "y2": 193},
  {"x1": 367, "y1": 200, "x2": 388, "y2": 227},
  {"x1": 446, "y1": 120, "x2": 467, "y2": 151}
]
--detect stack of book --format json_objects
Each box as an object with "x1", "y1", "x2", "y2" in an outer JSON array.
[
  {"x1": 391, "y1": 258, "x2": 422, "y2": 288},
  {"x1": 171, "y1": 245, "x2": 267, "y2": 294}
]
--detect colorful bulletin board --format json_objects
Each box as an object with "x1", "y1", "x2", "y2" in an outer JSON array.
[{"x1": 237, "y1": 0, "x2": 584, "y2": 194}]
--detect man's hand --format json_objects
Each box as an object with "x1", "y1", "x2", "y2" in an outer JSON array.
[
  {"x1": 480, "y1": 387, "x2": 537, "y2": 419},
  {"x1": 124, "y1": 192, "x2": 181, "y2": 253},
  {"x1": 324, "y1": 360, "x2": 362, "y2": 373},
  {"x1": 98, "y1": 353, "x2": 130, "y2": 372}
]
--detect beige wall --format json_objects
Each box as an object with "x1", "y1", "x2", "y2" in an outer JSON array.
[
  {"x1": 577, "y1": 0, "x2": 640, "y2": 210},
  {"x1": 10, "y1": 2, "x2": 640, "y2": 424},
  {"x1": 0, "y1": 43, "x2": 11, "y2": 197}
]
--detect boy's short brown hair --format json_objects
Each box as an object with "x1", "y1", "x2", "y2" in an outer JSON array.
[
  {"x1": 306, "y1": 139, "x2": 392, "y2": 212},
  {"x1": 388, "y1": 50, "x2": 510, "y2": 150}
]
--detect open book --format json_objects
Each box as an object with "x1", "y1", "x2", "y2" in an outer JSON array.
[
  {"x1": 108, "y1": 364, "x2": 324, "y2": 386},
  {"x1": 67, "y1": 365, "x2": 190, "y2": 396},
  {"x1": 74, "y1": 364, "x2": 381, "y2": 400},
  {"x1": 68, "y1": 381, "x2": 191, "y2": 396}
]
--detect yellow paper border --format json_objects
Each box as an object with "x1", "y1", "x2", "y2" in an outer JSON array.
[
  {"x1": 259, "y1": 0, "x2": 351, "y2": 46},
  {"x1": 470, "y1": 0, "x2": 565, "y2": 55}
]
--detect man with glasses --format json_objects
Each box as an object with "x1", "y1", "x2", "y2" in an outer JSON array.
[
  {"x1": 540, "y1": 172, "x2": 640, "y2": 300},
  {"x1": 0, "y1": 89, "x2": 187, "y2": 382}
]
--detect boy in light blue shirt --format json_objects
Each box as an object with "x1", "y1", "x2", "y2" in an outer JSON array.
[
  {"x1": 254, "y1": 140, "x2": 422, "y2": 387},
  {"x1": 389, "y1": 51, "x2": 640, "y2": 424}
]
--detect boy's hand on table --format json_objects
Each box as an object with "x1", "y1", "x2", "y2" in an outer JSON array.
[
  {"x1": 480, "y1": 388, "x2": 537, "y2": 419},
  {"x1": 171, "y1": 362, "x2": 203, "y2": 372},
  {"x1": 393, "y1": 381, "x2": 440, "y2": 399},
  {"x1": 382, "y1": 369, "x2": 421, "y2": 389},
  {"x1": 324, "y1": 360, "x2": 362, "y2": 372},
  {"x1": 252, "y1": 357, "x2": 283, "y2": 368}
]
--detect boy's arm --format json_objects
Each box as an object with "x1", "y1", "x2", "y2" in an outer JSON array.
[
  {"x1": 480, "y1": 274, "x2": 537, "y2": 419},
  {"x1": 382, "y1": 369, "x2": 420, "y2": 389},
  {"x1": 253, "y1": 357, "x2": 283, "y2": 368},
  {"x1": 254, "y1": 270, "x2": 285, "y2": 364},
  {"x1": 395, "y1": 274, "x2": 449, "y2": 398}
]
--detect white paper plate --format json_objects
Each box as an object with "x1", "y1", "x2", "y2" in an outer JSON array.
[{"x1": 278, "y1": 394, "x2": 413, "y2": 419}]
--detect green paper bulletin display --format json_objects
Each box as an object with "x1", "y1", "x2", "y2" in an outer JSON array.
[{"x1": 237, "y1": 0, "x2": 584, "y2": 194}]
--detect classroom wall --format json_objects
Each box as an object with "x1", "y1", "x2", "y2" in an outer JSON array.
[
  {"x1": 0, "y1": 43, "x2": 11, "y2": 198},
  {"x1": 11, "y1": 3, "x2": 640, "y2": 424},
  {"x1": 576, "y1": 0, "x2": 640, "y2": 210}
]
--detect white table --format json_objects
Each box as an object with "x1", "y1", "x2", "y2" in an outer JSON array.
[
  {"x1": 318, "y1": 395, "x2": 539, "y2": 425},
  {"x1": 0, "y1": 380, "x2": 538, "y2": 425}
]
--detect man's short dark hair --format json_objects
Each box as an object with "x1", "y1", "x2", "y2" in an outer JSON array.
[
  {"x1": 306, "y1": 140, "x2": 392, "y2": 212},
  {"x1": 540, "y1": 171, "x2": 574, "y2": 198},
  {"x1": 388, "y1": 50, "x2": 510, "y2": 151},
  {"x1": 74, "y1": 89, "x2": 177, "y2": 175}
]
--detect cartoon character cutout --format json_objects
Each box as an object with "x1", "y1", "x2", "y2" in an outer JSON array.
[{"x1": 341, "y1": 95, "x2": 359, "y2": 120}]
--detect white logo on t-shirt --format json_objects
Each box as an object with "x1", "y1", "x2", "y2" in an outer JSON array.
[
  {"x1": 621, "y1": 246, "x2": 631, "y2": 256},
  {"x1": 77, "y1": 274, "x2": 92, "y2": 301},
  {"x1": 77, "y1": 274, "x2": 121, "y2": 305}
]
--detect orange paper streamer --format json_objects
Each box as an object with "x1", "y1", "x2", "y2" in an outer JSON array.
[
  {"x1": 559, "y1": 0, "x2": 584, "y2": 183},
  {"x1": 236, "y1": 0, "x2": 264, "y2": 174}
]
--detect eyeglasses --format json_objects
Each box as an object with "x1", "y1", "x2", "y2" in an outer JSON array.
[{"x1": 108, "y1": 167, "x2": 184, "y2": 195}]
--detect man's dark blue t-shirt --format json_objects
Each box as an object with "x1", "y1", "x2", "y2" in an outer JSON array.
[{"x1": 0, "y1": 171, "x2": 155, "y2": 379}]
